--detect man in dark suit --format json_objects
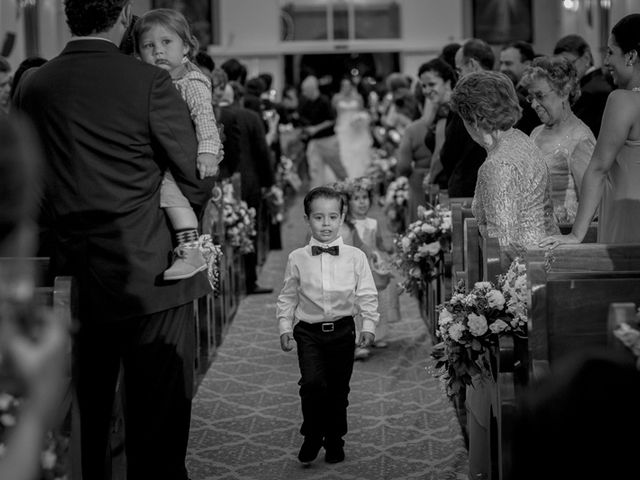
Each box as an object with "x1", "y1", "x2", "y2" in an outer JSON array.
[
  {"x1": 554, "y1": 34, "x2": 614, "y2": 138},
  {"x1": 13, "y1": 1, "x2": 213, "y2": 478},
  {"x1": 437, "y1": 39, "x2": 493, "y2": 197},
  {"x1": 218, "y1": 81, "x2": 275, "y2": 294}
]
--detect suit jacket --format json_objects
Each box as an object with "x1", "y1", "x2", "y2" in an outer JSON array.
[
  {"x1": 14, "y1": 39, "x2": 214, "y2": 323},
  {"x1": 573, "y1": 68, "x2": 614, "y2": 137},
  {"x1": 438, "y1": 111, "x2": 487, "y2": 198},
  {"x1": 220, "y1": 105, "x2": 274, "y2": 207}
]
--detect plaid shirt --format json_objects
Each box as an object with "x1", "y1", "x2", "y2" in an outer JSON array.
[{"x1": 172, "y1": 60, "x2": 221, "y2": 156}]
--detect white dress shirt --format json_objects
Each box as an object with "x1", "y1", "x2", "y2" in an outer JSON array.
[{"x1": 277, "y1": 236, "x2": 379, "y2": 335}]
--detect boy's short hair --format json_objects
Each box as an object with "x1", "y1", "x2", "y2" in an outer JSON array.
[{"x1": 303, "y1": 186, "x2": 344, "y2": 216}]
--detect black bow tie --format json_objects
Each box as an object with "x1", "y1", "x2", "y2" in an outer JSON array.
[{"x1": 312, "y1": 245, "x2": 339, "y2": 256}]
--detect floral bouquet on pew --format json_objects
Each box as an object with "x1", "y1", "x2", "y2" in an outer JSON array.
[
  {"x1": 263, "y1": 185, "x2": 285, "y2": 224},
  {"x1": 392, "y1": 205, "x2": 452, "y2": 297},
  {"x1": 365, "y1": 149, "x2": 397, "y2": 194},
  {"x1": 222, "y1": 180, "x2": 257, "y2": 255},
  {"x1": 432, "y1": 257, "x2": 528, "y2": 398},
  {"x1": 275, "y1": 155, "x2": 302, "y2": 195},
  {"x1": 383, "y1": 175, "x2": 409, "y2": 234}
]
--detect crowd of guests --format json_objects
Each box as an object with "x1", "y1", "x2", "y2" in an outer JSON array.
[{"x1": 1, "y1": 0, "x2": 640, "y2": 477}]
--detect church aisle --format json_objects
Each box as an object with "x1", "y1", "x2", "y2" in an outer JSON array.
[{"x1": 186, "y1": 195, "x2": 468, "y2": 480}]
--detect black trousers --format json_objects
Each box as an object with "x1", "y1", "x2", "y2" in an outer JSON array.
[
  {"x1": 74, "y1": 302, "x2": 195, "y2": 480},
  {"x1": 293, "y1": 317, "x2": 356, "y2": 442}
]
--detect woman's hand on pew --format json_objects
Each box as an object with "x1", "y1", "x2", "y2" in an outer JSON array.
[{"x1": 538, "y1": 233, "x2": 581, "y2": 249}]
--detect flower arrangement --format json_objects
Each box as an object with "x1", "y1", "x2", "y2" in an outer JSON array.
[
  {"x1": 383, "y1": 175, "x2": 409, "y2": 233},
  {"x1": 392, "y1": 205, "x2": 452, "y2": 296},
  {"x1": 275, "y1": 155, "x2": 302, "y2": 194},
  {"x1": 365, "y1": 149, "x2": 397, "y2": 192},
  {"x1": 263, "y1": 185, "x2": 285, "y2": 224},
  {"x1": 433, "y1": 257, "x2": 528, "y2": 398},
  {"x1": 222, "y1": 181, "x2": 257, "y2": 255}
]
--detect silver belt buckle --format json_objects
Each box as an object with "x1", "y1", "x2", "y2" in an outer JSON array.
[{"x1": 321, "y1": 322, "x2": 334, "y2": 332}]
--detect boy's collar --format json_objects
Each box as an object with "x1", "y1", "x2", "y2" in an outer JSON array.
[{"x1": 309, "y1": 236, "x2": 344, "y2": 248}]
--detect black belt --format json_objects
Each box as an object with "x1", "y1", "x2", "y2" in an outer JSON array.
[{"x1": 298, "y1": 316, "x2": 353, "y2": 332}]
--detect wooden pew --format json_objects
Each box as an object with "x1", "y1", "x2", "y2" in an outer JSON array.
[
  {"x1": 450, "y1": 198, "x2": 474, "y2": 287},
  {"x1": 494, "y1": 244, "x2": 640, "y2": 480}
]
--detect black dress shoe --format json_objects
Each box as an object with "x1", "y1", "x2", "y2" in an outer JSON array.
[
  {"x1": 324, "y1": 444, "x2": 345, "y2": 464},
  {"x1": 298, "y1": 437, "x2": 323, "y2": 464},
  {"x1": 249, "y1": 285, "x2": 273, "y2": 294}
]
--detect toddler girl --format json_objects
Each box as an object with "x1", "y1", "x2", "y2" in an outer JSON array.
[
  {"x1": 134, "y1": 9, "x2": 222, "y2": 280},
  {"x1": 345, "y1": 177, "x2": 400, "y2": 359}
]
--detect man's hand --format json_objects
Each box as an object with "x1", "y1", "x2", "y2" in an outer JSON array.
[
  {"x1": 197, "y1": 153, "x2": 220, "y2": 179},
  {"x1": 280, "y1": 332, "x2": 295, "y2": 352}
]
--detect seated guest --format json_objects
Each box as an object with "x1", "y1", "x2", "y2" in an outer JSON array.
[
  {"x1": 554, "y1": 34, "x2": 614, "y2": 137},
  {"x1": 450, "y1": 70, "x2": 559, "y2": 479},
  {"x1": 451, "y1": 70, "x2": 559, "y2": 249},
  {"x1": 520, "y1": 55, "x2": 595, "y2": 223},
  {"x1": 438, "y1": 38, "x2": 494, "y2": 197}
]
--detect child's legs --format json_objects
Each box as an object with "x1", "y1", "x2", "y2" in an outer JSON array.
[
  {"x1": 293, "y1": 323, "x2": 330, "y2": 439},
  {"x1": 161, "y1": 171, "x2": 198, "y2": 231},
  {"x1": 325, "y1": 317, "x2": 356, "y2": 442}
]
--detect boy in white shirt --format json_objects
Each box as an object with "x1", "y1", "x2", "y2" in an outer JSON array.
[{"x1": 277, "y1": 186, "x2": 379, "y2": 465}]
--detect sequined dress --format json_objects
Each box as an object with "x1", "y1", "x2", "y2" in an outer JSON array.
[
  {"x1": 530, "y1": 115, "x2": 595, "y2": 223},
  {"x1": 472, "y1": 128, "x2": 559, "y2": 248}
]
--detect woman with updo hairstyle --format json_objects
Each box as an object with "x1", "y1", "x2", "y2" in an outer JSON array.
[
  {"x1": 520, "y1": 55, "x2": 595, "y2": 224},
  {"x1": 541, "y1": 13, "x2": 640, "y2": 247},
  {"x1": 451, "y1": 70, "x2": 558, "y2": 249}
]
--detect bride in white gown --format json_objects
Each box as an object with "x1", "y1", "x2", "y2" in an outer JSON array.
[{"x1": 332, "y1": 77, "x2": 373, "y2": 179}]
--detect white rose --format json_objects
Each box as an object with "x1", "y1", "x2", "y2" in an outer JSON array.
[
  {"x1": 410, "y1": 267, "x2": 422, "y2": 278},
  {"x1": 489, "y1": 319, "x2": 508, "y2": 334},
  {"x1": 448, "y1": 323, "x2": 466, "y2": 342},
  {"x1": 468, "y1": 313, "x2": 488, "y2": 336},
  {"x1": 424, "y1": 241, "x2": 441, "y2": 256},
  {"x1": 401, "y1": 237, "x2": 412, "y2": 252},
  {"x1": 408, "y1": 232, "x2": 416, "y2": 240},
  {"x1": 440, "y1": 216, "x2": 452, "y2": 231},
  {"x1": 486, "y1": 290, "x2": 506, "y2": 309},
  {"x1": 474, "y1": 281, "x2": 492, "y2": 290},
  {"x1": 438, "y1": 308, "x2": 454, "y2": 327},
  {"x1": 421, "y1": 223, "x2": 437, "y2": 234}
]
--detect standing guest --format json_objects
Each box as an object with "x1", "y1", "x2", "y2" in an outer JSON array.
[
  {"x1": 298, "y1": 75, "x2": 348, "y2": 188},
  {"x1": 134, "y1": 8, "x2": 222, "y2": 280},
  {"x1": 451, "y1": 70, "x2": 558, "y2": 478},
  {"x1": 439, "y1": 42, "x2": 461, "y2": 72},
  {"x1": 541, "y1": 14, "x2": 640, "y2": 247},
  {"x1": 399, "y1": 57, "x2": 455, "y2": 221},
  {"x1": 217, "y1": 79, "x2": 276, "y2": 294},
  {"x1": 9, "y1": 57, "x2": 47, "y2": 101},
  {"x1": 277, "y1": 186, "x2": 378, "y2": 465},
  {"x1": 0, "y1": 56, "x2": 11, "y2": 116},
  {"x1": 520, "y1": 56, "x2": 595, "y2": 223},
  {"x1": 221, "y1": 57, "x2": 247, "y2": 85},
  {"x1": 12, "y1": 1, "x2": 214, "y2": 479},
  {"x1": 438, "y1": 38, "x2": 494, "y2": 197},
  {"x1": 554, "y1": 34, "x2": 614, "y2": 137},
  {"x1": 194, "y1": 50, "x2": 215, "y2": 76},
  {"x1": 499, "y1": 40, "x2": 541, "y2": 134}
]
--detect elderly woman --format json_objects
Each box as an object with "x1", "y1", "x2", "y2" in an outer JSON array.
[
  {"x1": 520, "y1": 56, "x2": 596, "y2": 224},
  {"x1": 451, "y1": 70, "x2": 558, "y2": 249}
]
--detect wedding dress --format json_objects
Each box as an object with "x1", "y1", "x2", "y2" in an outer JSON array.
[{"x1": 334, "y1": 94, "x2": 372, "y2": 179}]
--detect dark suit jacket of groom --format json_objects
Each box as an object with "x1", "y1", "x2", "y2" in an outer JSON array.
[{"x1": 14, "y1": 39, "x2": 214, "y2": 323}]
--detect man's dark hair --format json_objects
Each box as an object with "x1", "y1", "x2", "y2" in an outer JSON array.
[
  {"x1": 440, "y1": 42, "x2": 461, "y2": 72},
  {"x1": 221, "y1": 58, "x2": 247, "y2": 85},
  {"x1": 258, "y1": 72, "x2": 273, "y2": 90},
  {"x1": 553, "y1": 34, "x2": 591, "y2": 57},
  {"x1": 195, "y1": 51, "x2": 215, "y2": 73},
  {"x1": 504, "y1": 41, "x2": 535, "y2": 63},
  {"x1": 10, "y1": 56, "x2": 47, "y2": 98},
  {"x1": 462, "y1": 38, "x2": 495, "y2": 71},
  {"x1": 303, "y1": 186, "x2": 344, "y2": 217},
  {"x1": 64, "y1": 0, "x2": 129, "y2": 37},
  {"x1": 245, "y1": 77, "x2": 266, "y2": 97}
]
